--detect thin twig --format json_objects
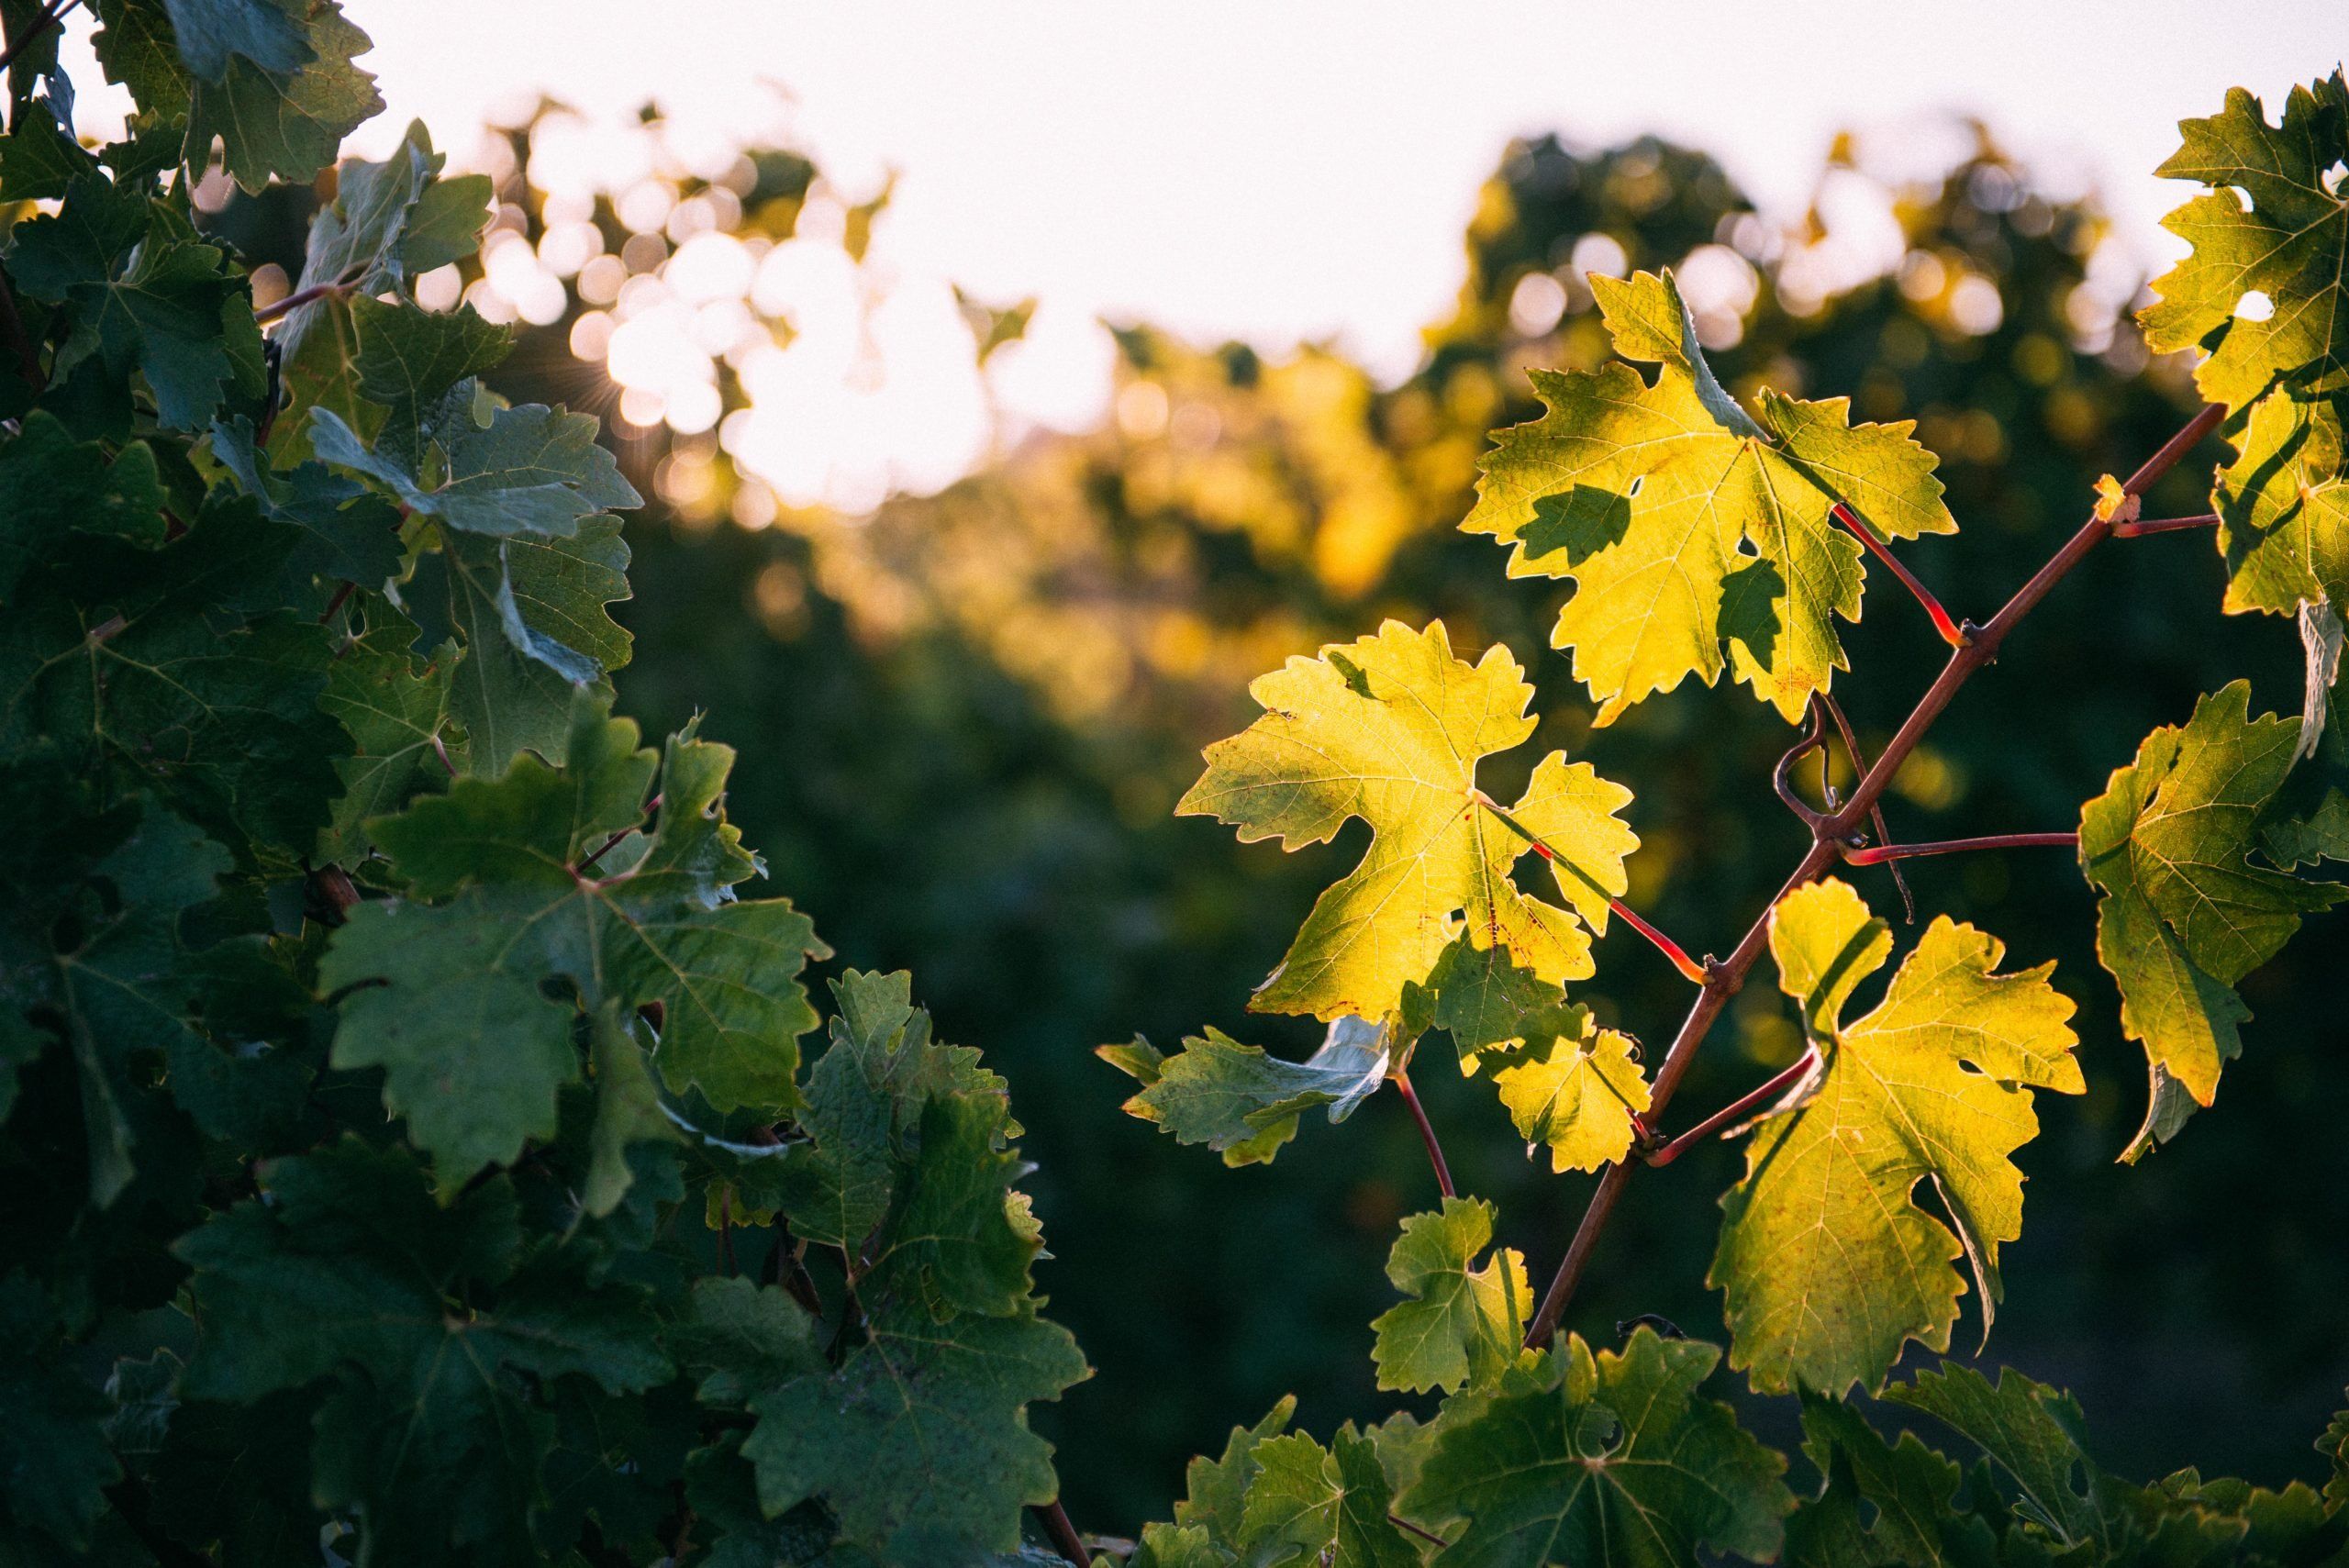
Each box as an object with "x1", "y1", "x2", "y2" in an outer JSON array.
[
  {"x1": 1520, "y1": 400, "x2": 2226, "y2": 1351},
  {"x1": 0, "y1": 0, "x2": 81, "y2": 79},
  {"x1": 2110, "y1": 511, "x2": 2220, "y2": 538},
  {"x1": 1476, "y1": 794, "x2": 1707, "y2": 984},
  {"x1": 1035, "y1": 1500, "x2": 1091, "y2": 1566},
  {"x1": 1642, "y1": 1049, "x2": 1817, "y2": 1169},
  {"x1": 1842, "y1": 830, "x2": 2076, "y2": 866},
  {"x1": 1817, "y1": 691, "x2": 1912, "y2": 922},
  {"x1": 1831, "y1": 501, "x2": 1967, "y2": 647},
  {"x1": 1390, "y1": 1069, "x2": 1455, "y2": 1199}
]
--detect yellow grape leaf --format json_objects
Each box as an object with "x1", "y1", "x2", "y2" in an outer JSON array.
[
  {"x1": 1178, "y1": 620, "x2": 1636, "y2": 1022},
  {"x1": 1709, "y1": 880, "x2": 2082, "y2": 1397},
  {"x1": 2214, "y1": 392, "x2": 2349, "y2": 617},
  {"x1": 2140, "y1": 71, "x2": 2349, "y2": 409},
  {"x1": 1467, "y1": 269, "x2": 1953, "y2": 724},
  {"x1": 1368, "y1": 1197, "x2": 1530, "y2": 1395},
  {"x1": 1493, "y1": 1023, "x2": 1650, "y2": 1173},
  {"x1": 2078, "y1": 683, "x2": 2341, "y2": 1159}
]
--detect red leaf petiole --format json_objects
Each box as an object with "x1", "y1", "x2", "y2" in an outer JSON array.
[{"x1": 1831, "y1": 501, "x2": 1967, "y2": 648}]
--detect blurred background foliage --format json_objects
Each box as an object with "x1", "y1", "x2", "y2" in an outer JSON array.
[{"x1": 214, "y1": 100, "x2": 2346, "y2": 1531}]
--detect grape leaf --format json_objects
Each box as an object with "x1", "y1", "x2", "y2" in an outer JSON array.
[
  {"x1": 2140, "y1": 72, "x2": 2349, "y2": 408},
  {"x1": 1786, "y1": 1394, "x2": 1988, "y2": 1568},
  {"x1": 2267, "y1": 635, "x2": 2349, "y2": 870},
  {"x1": 1399, "y1": 1329, "x2": 1791, "y2": 1567},
  {"x1": 175, "y1": 1140, "x2": 671, "y2": 1565},
  {"x1": 417, "y1": 518, "x2": 634, "y2": 775},
  {"x1": 1468, "y1": 269, "x2": 1953, "y2": 723},
  {"x1": 93, "y1": 0, "x2": 383, "y2": 191},
  {"x1": 7, "y1": 172, "x2": 264, "y2": 429},
  {"x1": 1710, "y1": 878, "x2": 2082, "y2": 1397},
  {"x1": 1235, "y1": 1429, "x2": 1420, "y2": 1568},
  {"x1": 1130, "y1": 1523, "x2": 1236, "y2": 1568},
  {"x1": 1881, "y1": 1362, "x2": 2105, "y2": 1551},
  {"x1": 314, "y1": 619, "x2": 461, "y2": 864},
  {"x1": 273, "y1": 121, "x2": 495, "y2": 439},
  {"x1": 161, "y1": 0, "x2": 314, "y2": 78},
  {"x1": 0, "y1": 1273, "x2": 120, "y2": 1550},
  {"x1": 0, "y1": 100, "x2": 97, "y2": 200},
  {"x1": 1175, "y1": 1396, "x2": 1298, "y2": 1546},
  {"x1": 2079, "y1": 683, "x2": 2341, "y2": 1158},
  {"x1": 740, "y1": 1300, "x2": 1090, "y2": 1562},
  {"x1": 1492, "y1": 1023, "x2": 1649, "y2": 1173},
  {"x1": 351, "y1": 295, "x2": 513, "y2": 462},
  {"x1": 1178, "y1": 618, "x2": 1637, "y2": 1021},
  {"x1": 2214, "y1": 392, "x2": 2349, "y2": 617},
  {"x1": 1368, "y1": 1196, "x2": 1530, "y2": 1394},
  {"x1": 322, "y1": 700, "x2": 827, "y2": 1187},
  {"x1": 0, "y1": 413, "x2": 165, "y2": 601},
  {"x1": 313, "y1": 400, "x2": 640, "y2": 539},
  {"x1": 1101, "y1": 1017, "x2": 1389, "y2": 1167},
  {"x1": 1411, "y1": 934, "x2": 1590, "y2": 1073}
]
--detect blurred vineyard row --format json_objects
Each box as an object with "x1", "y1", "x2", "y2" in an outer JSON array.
[{"x1": 215, "y1": 99, "x2": 2347, "y2": 1527}]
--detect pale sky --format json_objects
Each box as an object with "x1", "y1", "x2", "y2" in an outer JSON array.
[
  {"x1": 329, "y1": 0, "x2": 2339, "y2": 376},
  {"x1": 42, "y1": 2, "x2": 2346, "y2": 509}
]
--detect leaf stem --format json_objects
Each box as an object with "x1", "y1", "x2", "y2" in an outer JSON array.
[
  {"x1": 1390, "y1": 1068, "x2": 1455, "y2": 1199},
  {"x1": 1641, "y1": 1049, "x2": 1817, "y2": 1169},
  {"x1": 1520, "y1": 400, "x2": 2225, "y2": 1351},
  {"x1": 2110, "y1": 511, "x2": 2220, "y2": 538},
  {"x1": 1842, "y1": 830, "x2": 2076, "y2": 866},
  {"x1": 1817, "y1": 692, "x2": 1912, "y2": 921},
  {"x1": 1035, "y1": 1499, "x2": 1090, "y2": 1565},
  {"x1": 0, "y1": 0, "x2": 81, "y2": 79},
  {"x1": 1389, "y1": 1513, "x2": 1452, "y2": 1549},
  {"x1": 1475, "y1": 795, "x2": 1706, "y2": 984},
  {"x1": 253, "y1": 281, "x2": 349, "y2": 326},
  {"x1": 577, "y1": 793, "x2": 661, "y2": 873},
  {"x1": 1831, "y1": 501, "x2": 1966, "y2": 648}
]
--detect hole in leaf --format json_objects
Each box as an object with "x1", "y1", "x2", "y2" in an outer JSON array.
[{"x1": 2236, "y1": 289, "x2": 2276, "y2": 322}]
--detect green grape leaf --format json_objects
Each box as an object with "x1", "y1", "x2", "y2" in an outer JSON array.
[
  {"x1": 1881, "y1": 1362, "x2": 2104, "y2": 1551},
  {"x1": 0, "y1": 1273, "x2": 120, "y2": 1550},
  {"x1": 740, "y1": 1301, "x2": 1090, "y2": 1562},
  {"x1": 209, "y1": 415, "x2": 404, "y2": 610},
  {"x1": 93, "y1": 0, "x2": 383, "y2": 192},
  {"x1": 351, "y1": 295, "x2": 513, "y2": 462},
  {"x1": 313, "y1": 400, "x2": 640, "y2": 540},
  {"x1": 1178, "y1": 619, "x2": 1637, "y2": 1021},
  {"x1": 1493, "y1": 1024, "x2": 1649, "y2": 1173},
  {"x1": 1175, "y1": 1396, "x2": 1298, "y2": 1546},
  {"x1": 675, "y1": 1275, "x2": 819, "y2": 1407},
  {"x1": 176, "y1": 1140, "x2": 670, "y2": 1564},
  {"x1": 1368, "y1": 1196, "x2": 1530, "y2": 1395},
  {"x1": 1787, "y1": 1393, "x2": 1989, "y2": 1568},
  {"x1": 2214, "y1": 392, "x2": 2349, "y2": 617},
  {"x1": 322, "y1": 701, "x2": 826, "y2": 1187},
  {"x1": 1468, "y1": 269, "x2": 1954, "y2": 724},
  {"x1": 1413, "y1": 935, "x2": 1591, "y2": 1074},
  {"x1": 7, "y1": 172, "x2": 264, "y2": 429},
  {"x1": 314, "y1": 619, "x2": 462, "y2": 864},
  {"x1": 1400, "y1": 1329, "x2": 1791, "y2": 1567},
  {"x1": 0, "y1": 100, "x2": 98, "y2": 200},
  {"x1": 2321, "y1": 1393, "x2": 2349, "y2": 1507},
  {"x1": 422, "y1": 519, "x2": 634, "y2": 775},
  {"x1": 1102, "y1": 1018, "x2": 1388, "y2": 1167},
  {"x1": 1710, "y1": 879, "x2": 2082, "y2": 1397},
  {"x1": 1235, "y1": 1429, "x2": 1421, "y2": 1568},
  {"x1": 161, "y1": 0, "x2": 314, "y2": 77},
  {"x1": 2140, "y1": 72, "x2": 2349, "y2": 408},
  {"x1": 0, "y1": 413, "x2": 165, "y2": 602},
  {"x1": 1131, "y1": 1523, "x2": 1237, "y2": 1568},
  {"x1": 584, "y1": 1002, "x2": 681, "y2": 1218},
  {"x1": 273, "y1": 121, "x2": 495, "y2": 439},
  {"x1": 872, "y1": 1087, "x2": 1041, "y2": 1316},
  {"x1": 2079, "y1": 683, "x2": 2341, "y2": 1158},
  {"x1": 2266, "y1": 608, "x2": 2349, "y2": 869}
]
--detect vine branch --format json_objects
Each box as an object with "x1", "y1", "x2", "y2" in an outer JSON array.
[
  {"x1": 1035, "y1": 1500, "x2": 1091, "y2": 1566},
  {"x1": 0, "y1": 0, "x2": 82, "y2": 79},
  {"x1": 1842, "y1": 830, "x2": 2076, "y2": 866},
  {"x1": 1640, "y1": 1048, "x2": 1818, "y2": 1169},
  {"x1": 1520, "y1": 399, "x2": 2226, "y2": 1351}
]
